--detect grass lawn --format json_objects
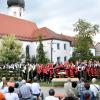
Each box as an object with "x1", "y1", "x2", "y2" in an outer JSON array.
[{"x1": 39, "y1": 79, "x2": 100, "y2": 87}]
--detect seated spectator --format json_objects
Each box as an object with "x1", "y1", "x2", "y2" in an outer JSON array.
[
  {"x1": 5, "y1": 86, "x2": 19, "y2": 100},
  {"x1": 77, "y1": 77, "x2": 85, "y2": 97},
  {"x1": 19, "y1": 80, "x2": 33, "y2": 100},
  {"x1": 14, "y1": 83, "x2": 19, "y2": 95},
  {"x1": 7, "y1": 77, "x2": 15, "y2": 87},
  {"x1": 0, "y1": 77, "x2": 6, "y2": 89},
  {"x1": 16, "y1": 77, "x2": 22, "y2": 88},
  {"x1": 31, "y1": 77, "x2": 41, "y2": 100},
  {"x1": 26, "y1": 79, "x2": 32, "y2": 88},
  {"x1": 64, "y1": 78, "x2": 73, "y2": 97},
  {"x1": 90, "y1": 78, "x2": 100, "y2": 98},
  {"x1": 0, "y1": 92, "x2": 5, "y2": 100},
  {"x1": 0, "y1": 79, "x2": 8, "y2": 94},
  {"x1": 72, "y1": 82, "x2": 78, "y2": 97},
  {"x1": 80, "y1": 83, "x2": 94, "y2": 100},
  {"x1": 45, "y1": 89, "x2": 59, "y2": 100}
]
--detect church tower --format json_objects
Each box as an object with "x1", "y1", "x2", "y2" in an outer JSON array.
[{"x1": 7, "y1": 0, "x2": 25, "y2": 18}]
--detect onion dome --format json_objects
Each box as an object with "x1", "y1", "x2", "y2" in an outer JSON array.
[{"x1": 7, "y1": 0, "x2": 25, "y2": 8}]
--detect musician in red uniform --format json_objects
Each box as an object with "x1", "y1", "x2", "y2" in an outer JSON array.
[
  {"x1": 65, "y1": 65, "x2": 70, "y2": 77},
  {"x1": 74, "y1": 66, "x2": 78, "y2": 77},
  {"x1": 43, "y1": 65, "x2": 48, "y2": 81},
  {"x1": 48, "y1": 63, "x2": 54, "y2": 82},
  {"x1": 69, "y1": 64, "x2": 75, "y2": 78}
]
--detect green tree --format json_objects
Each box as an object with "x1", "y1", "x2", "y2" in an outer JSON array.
[
  {"x1": 0, "y1": 35, "x2": 22, "y2": 64},
  {"x1": 73, "y1": 19, "x2": 99, "y2": 60},
  {"x1": 36, "y1": 36, "x2": 49, "y2": 64}
]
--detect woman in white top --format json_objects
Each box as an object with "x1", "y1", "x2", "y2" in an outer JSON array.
[
  {"x1": 5, "y1": 86, "x2": 19, "y2": 100},
  {"x1": 0, "y1": 79, "x2": 8, "y2": 94}
]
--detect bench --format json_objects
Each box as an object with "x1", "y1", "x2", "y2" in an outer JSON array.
[{"x1": 51, "y1": 78, "x2": 79, "y2": 86}]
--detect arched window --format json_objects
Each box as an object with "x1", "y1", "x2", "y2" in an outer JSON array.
[{"x1": 26, "y1": 45, "x2": 30, "y2": 59}]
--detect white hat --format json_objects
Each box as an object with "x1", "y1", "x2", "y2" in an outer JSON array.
[{"x1": 92, "y1": 78, "x2": 96, "y2": 83}]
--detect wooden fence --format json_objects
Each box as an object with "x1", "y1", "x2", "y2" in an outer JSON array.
[{"x1": 0, "y1": 68, "x2": 23, "y2": 80}]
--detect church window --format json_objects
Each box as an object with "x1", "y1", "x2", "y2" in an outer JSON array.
[
  {"x1": 26, "y1": 45, "x2": 30, "y2": 59},
  {"x1": 57, "y1": 43, "x2": 60, "y2": 49},
  {"x1": 57, "y1": 57, "x2": 60, "y2": 63},
  {"x1": 13, "y1": 11, "x2": 16, "y2": 16},
  {"x1": 64, "y1": 44, "x2": 66, "y2": 50}
]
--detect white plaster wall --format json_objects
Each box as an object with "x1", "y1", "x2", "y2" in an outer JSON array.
[
  {"x1": 9, "y1": 6, "x2": 24, "y2": 18},
  {"x1": 51, "y1": 40, "x2": 71, "y2": 63},
  {"x1": 32, "y1": 40, "x2": 72, "y2": 64},
  {"x1": 95, "y1": 44, "x2": 100, "y2": 56},
  {"x1": 90, "y1": 48, "x2": 95, "y2": 56},
  {"x1": 0, "y1": 38, "x2": 72, "y2": 63}
]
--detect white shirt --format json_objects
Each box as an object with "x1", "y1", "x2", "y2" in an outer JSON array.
[
  {"x1": 45, "y1": 96, "x2": 59, "y2": 100},
  {"x1": 26, "y1": 83, "x2": 31, "y2": 88},
  {"x1": 31, "y1": 82, "x2": 40, "y2": 94},
  {"x1": 90, "y1": 84, "x2": 100, "y2": 96},
  {"x1": 0, "y1": 86, "x2": 8, "y2": 94},
  {"x1": 5, "y1": 93, "x2": 19, "y2": 100}
]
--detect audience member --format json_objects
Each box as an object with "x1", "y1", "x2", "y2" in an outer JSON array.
[
  {"x1": 45, "y1": 89, "x2": 59, "y2": 100},
  {"x1": 77, "y1": 77, "x2": 85, "y2": 97},
  {"x1": 90, "y1": 78, "x2": 100, "y2": 98},
  {"x1": 19, "y1": 80, "x2": 33, "y2": 100},
  {"x1": 80, "y1": 83, "x2": 94, "y2": 100},
  {"x1": 72, "y1": 81, "x2": 78, "y2": 97},
  {"x1": 7, "y1": 77, "x2": 15, "y2": 87},
  {"x1": 14, "y1": 83, "x2": 19, "y2": 95},
  {"x1": 0, "y1": 77, "x2": 6, "y2": 89},
  {"x1": 31, "y1": 77, "x2": 41, "y2": 100},
  {"x1": 0, "y1": 79, "x2": 8, "y2": 94},
  {"x1": 16, "y1": 77, "x2": 22, "y2": 88},
  {"x1": 5, "y1": 86, "x2": 19, "y2": 100},
  {"x1": 0, "y1": 92, "x2": 5, "y2": 100},
  {"x1": 26, "y1": 79, "x2": 32, "y2": 88},
  {"x1": 64, "y1": 78, "x2": 73, "y2": 97}
]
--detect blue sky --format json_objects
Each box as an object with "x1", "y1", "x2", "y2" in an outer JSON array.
[{"x1": 0, "y1": 0, "x2": 100, "y2": 42}]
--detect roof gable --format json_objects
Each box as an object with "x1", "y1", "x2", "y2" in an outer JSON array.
[
  {"x1": 33, "y1": 27, "x2": 73, "y2": 42},
  {"x1": 0, "y1": 13, "x2": 38, "y2": 41}
]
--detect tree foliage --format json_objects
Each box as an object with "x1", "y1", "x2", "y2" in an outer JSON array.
[
  {"x1": 0, "y1": 35, "x2": 22, "y2": 64},
  {"x1": 73, "y1": 19, "x2": 99, "y2": 60},
  {"x1": 36, "y1": 36, "x2": 49, "y2": 64}
]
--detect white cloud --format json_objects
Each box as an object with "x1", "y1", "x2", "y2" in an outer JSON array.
[{"x1": 0, "y1": 0, "x2": 100, "y2": 42}]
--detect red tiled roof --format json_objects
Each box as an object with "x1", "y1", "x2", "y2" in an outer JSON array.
[
  {"x1": 0, "y1": 13, "x2": 73, "y2": 42},
  {"x1": 0, "y1": 13, "x2": 38, "y2": 41},
  {"x1": 33, "y1": 27, "x2": 73, "y2": 42}
]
